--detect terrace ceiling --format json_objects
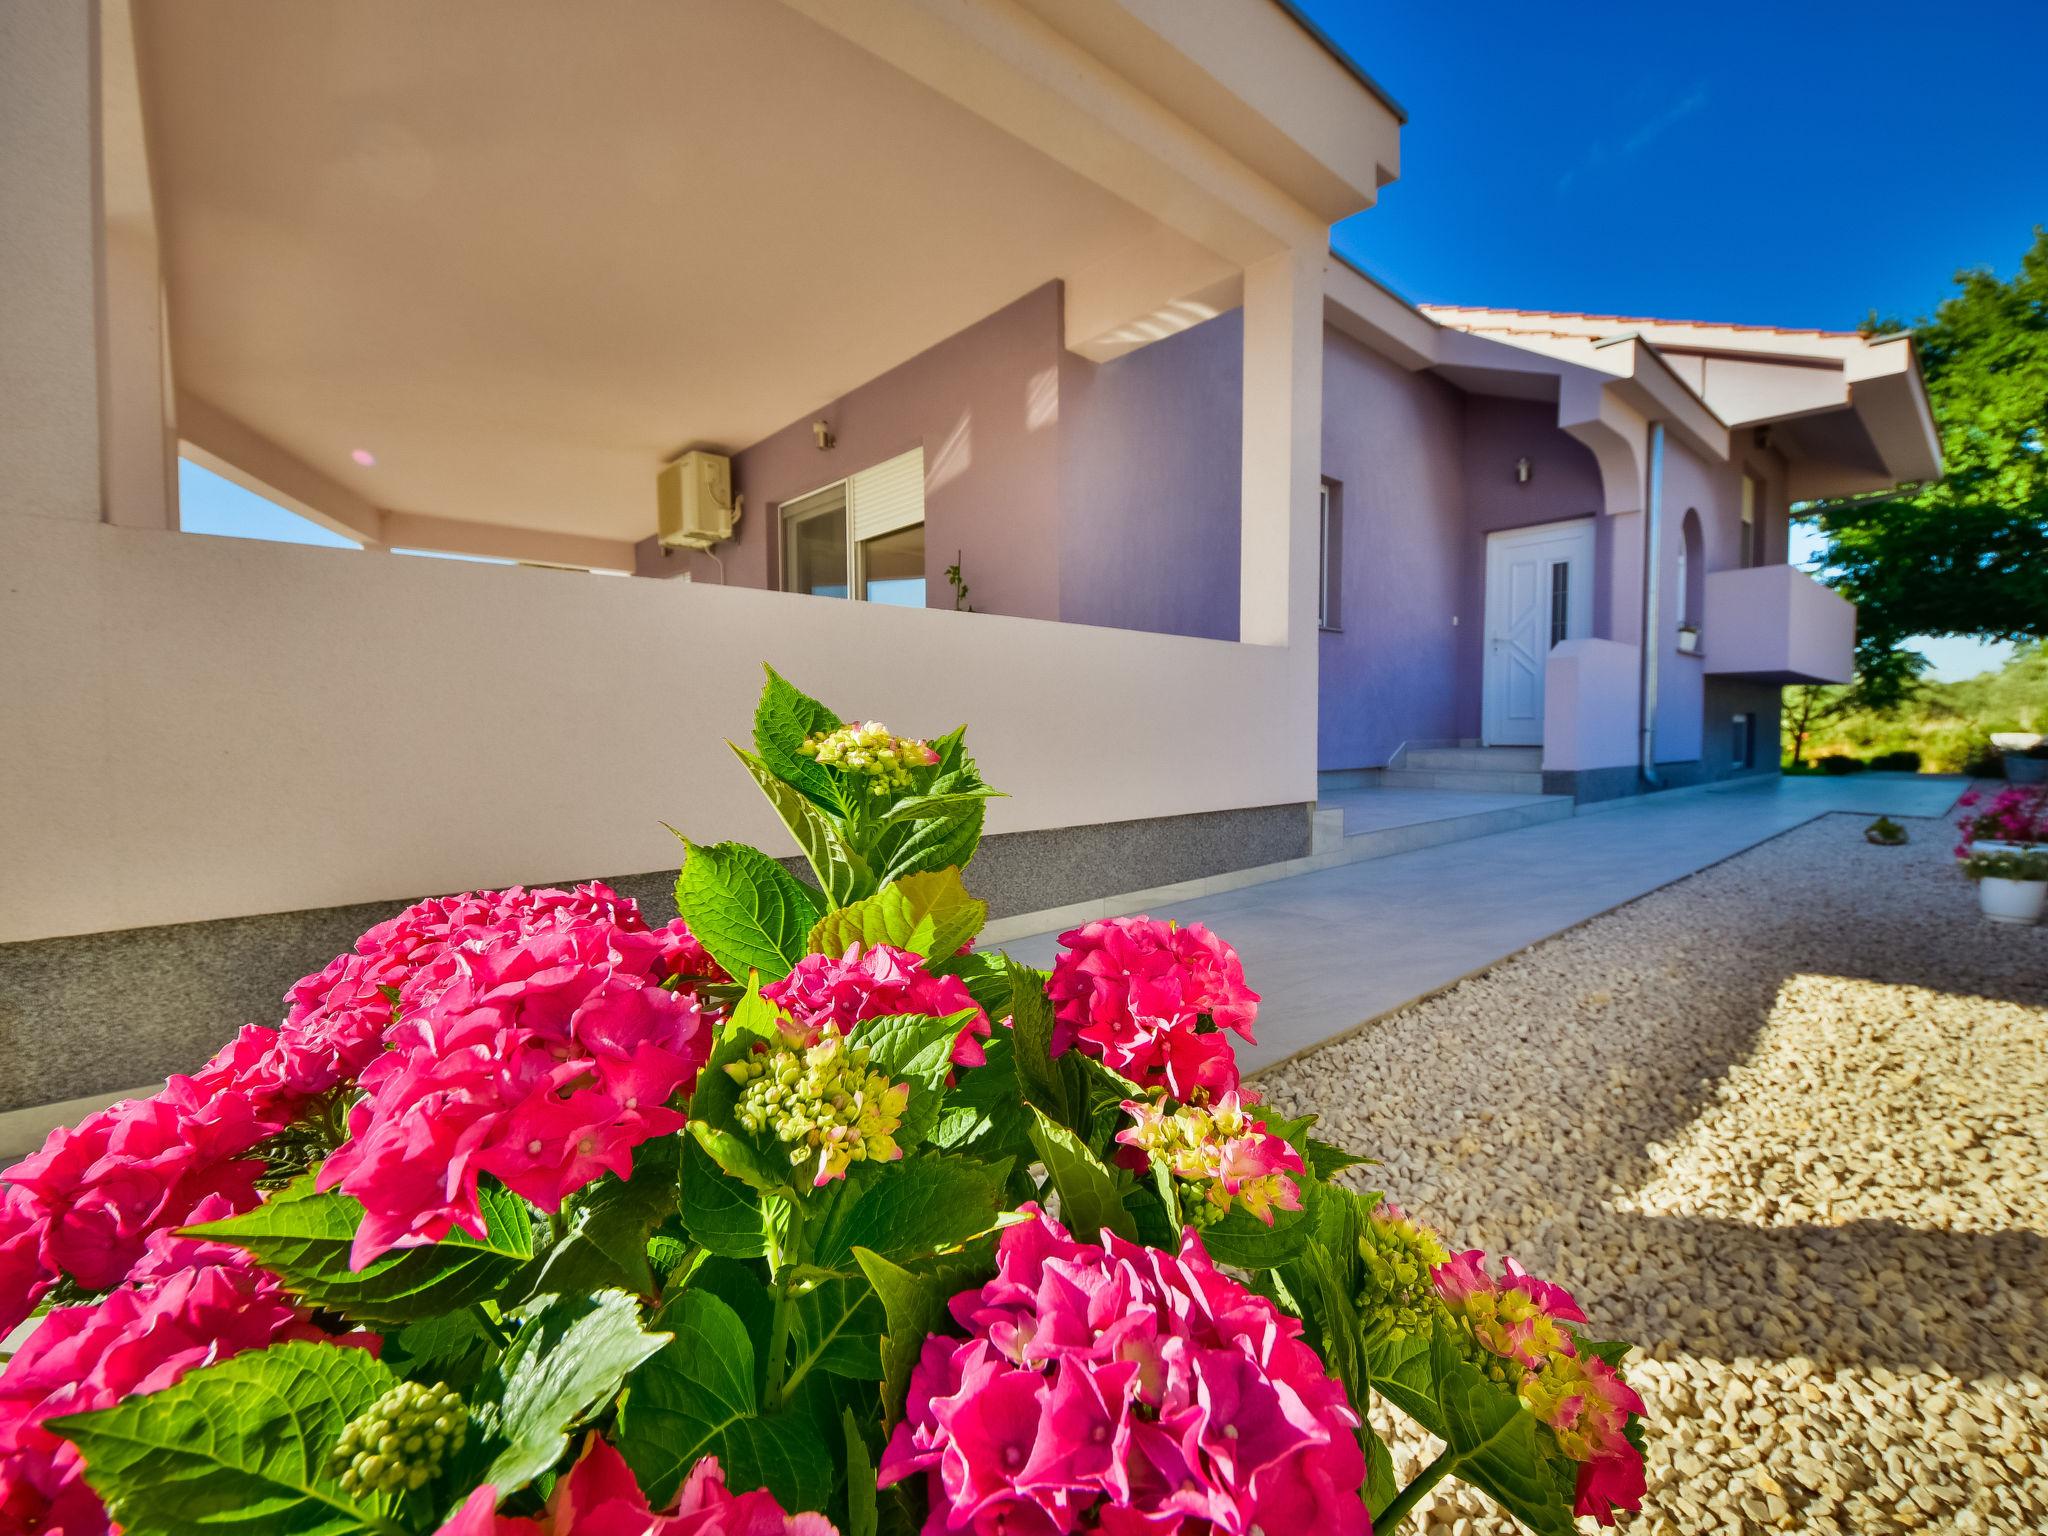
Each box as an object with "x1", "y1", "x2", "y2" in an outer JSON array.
[{"x1": 137, "y1": 0, "x2": 1384, "y2": 544}]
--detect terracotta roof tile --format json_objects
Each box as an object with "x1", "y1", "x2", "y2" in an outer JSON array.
[{"x1": 1417, "y1": 303, "x2": 1859, "y2": 339}]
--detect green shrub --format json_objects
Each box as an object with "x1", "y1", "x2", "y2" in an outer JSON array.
[{"x1": 1819, "y1": 754, "x2": 1866, "y2": 775}]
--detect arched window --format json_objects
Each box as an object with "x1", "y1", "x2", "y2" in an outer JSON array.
[{"x1": 1676, "y1": 508, "x2": 1704, "y2": 628}]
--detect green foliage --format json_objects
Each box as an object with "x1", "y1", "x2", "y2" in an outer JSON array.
[
  {"x1": 1367, "y1": 1326, "x2": 1578, "y2": 1536},
  {"x1": 1804, "y1": 228, "x2": 2048, "y2": 702},
  {"x1": 469, "y1": 1289, "x2": 671, "y2": 1495},
  {"x1": 184, "y1": 1175, "x2": 535, "y2": 1326},
  {"x1": 673, "y1": 838, "x2": 825, "y2": 982},
  {"x1": 50, "y1": 1341, "x2": 413, "y2": 1536},
  {"x1": 807, "y1": 1154, "x2": 1011, "y2": 1270},
  {"x1": 1963, "y1": 848, "x2": 2048, "y2": 881},
  {"x1": 518, "y1": 1138, "x2": 680, "y2": 1301},
  {"x1": 1026, "y1": 1106, "x2": 1135, "y2": 1243},
  {"x1": 854, "y1": 1247, "x2": 952, "y2": 1422},
  {"x1": 805, "y1": 867, "x2": 987, "y2": 961},
  {"x1": 615, "y1": 1289, "x2": 836, "y2": 1511},
  {"x1": 1782, "y1": 644, "x2": 2047, "y2": 769},
  {"x1": 741, "y1": 669, "x2": 1001, "y2": 905}
]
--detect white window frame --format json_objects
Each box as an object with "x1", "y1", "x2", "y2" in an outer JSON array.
[
  {"x1": 778, "y1": 448, "x2": 926, "y2": 603},
  {"x1": 1317, "y1": 481, "x2": 1340, "y2": 631}
]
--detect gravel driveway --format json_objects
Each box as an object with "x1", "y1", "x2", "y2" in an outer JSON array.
[{"x1": 1259, "y1": 806, "x2": 2048, "y2": 1535}]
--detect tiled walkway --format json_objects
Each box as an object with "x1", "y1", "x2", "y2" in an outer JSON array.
[{"x1": 996, "y1": 774, "x2": 1970, "y2": 1072}]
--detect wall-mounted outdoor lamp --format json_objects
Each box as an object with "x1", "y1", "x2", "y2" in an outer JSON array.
[
  {"x1": 812, "y1": 419, "x2": 836, "y2": 451},
  {"x1": 1515, "y1": 456, "x2": 1532, "y2": 483}
]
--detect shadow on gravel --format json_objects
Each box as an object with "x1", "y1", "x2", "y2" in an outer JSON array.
[{"x1": 1606, "y1": 1213, "x2": 2048, "y2": 1381}]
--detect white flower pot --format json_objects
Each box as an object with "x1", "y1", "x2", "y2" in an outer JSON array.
[{"x1": 1979, "y1": 877, "x2": 2047, "y2": 925}]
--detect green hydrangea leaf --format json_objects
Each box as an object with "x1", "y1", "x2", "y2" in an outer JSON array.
[
  {"x1": 804, "y1": 867, "x2": 986, "y2": 961},
  {"x1": 753, "y1": 665, "x2": 847, "y2": 815},
  {"x1": 732, "y1": 743, "x2": 875, "y2": 908},
  {"x1": 674, "y1": 839, "x2": 824, "y2": 983},
  {"x1": 928, "y1": 947, "x2": 1014, "y2": 1016},
  {"x1": 182, "y1": 1174, "x2": 533, "y2": 1325},
  {"x1": 1306, "y1": 1137, "x2": 1375, "y2": 1179},
  {"x1": 519, "y1": 1138, "x2": 680, "y2": 1302},
  {"x1": 1366, "y1": 1323, "x2": 1577, "y2": 1536},
  {"x1": 471, "y1": 1289, "x2": 671, "y2": 1496},
  {"x1": 852, "y1": 1247, "x2": 951, "y2": 1422},
  {"x1": 1025, "y1": 1106, "x2": 1134, "y2": 1243},
  {"x1": 1003, "y1": 962, "x2": 1068, "y2": 1124},
  {"x1": 382, "y1": 1310, "x2": 501, "y2": 1397},
  {"x1": 925, "y1": 1033, "x2": 1033, "y2": 1159},
  {"x1": 873, "y1": 797, "x2": 985, "y2": 886},
  {"x1": 843, "y1": 1409, "x2": 880, "y2": 1536},
  {"x1": 680, "y1": 1131, "x2": 773, "y2": 1258},
  {"x1": 789, "y1": 1276, "x2": 887, "y2": 1382},
  {"x1": 615, "y1": 1289, "x2": 836, "y2": 1511},
  {"x1": 1186, "y1": 1198, "x2": 1314, "y2": 1271},
  {"x1": 48, "y1": 1340, "x2": 407, "y2": 1536},
  {"x1": 850, "y1": 1009, "x2": 977, "y2": 1149},
  {"x1": 873, "y1": 785, "x2": 1008, "y2": 825},
  {"x1": 809, "y1": 1153, "x2": 1011, "y2": 1270}
]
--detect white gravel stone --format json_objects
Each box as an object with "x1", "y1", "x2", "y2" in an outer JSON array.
[{"x1": 1259, "y1": 808, "x2": 2048, "y2": 1535}]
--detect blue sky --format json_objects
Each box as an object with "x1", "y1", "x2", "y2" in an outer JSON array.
[
  {"x1": 1298, "y1": 0, "x2": 2039, "y2": 678},
  {"x1": 1303, "y1": 0, "x2": 2045, "y2": 331}
]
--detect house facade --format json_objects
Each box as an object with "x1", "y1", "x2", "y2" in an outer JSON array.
[{"x1": 0, "y1": 0, "x2": 1936, "y2": 1131}]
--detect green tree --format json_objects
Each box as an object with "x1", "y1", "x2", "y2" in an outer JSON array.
[{"x1": 1800, "y1": 226, "x2": 2048, "y2": 705}]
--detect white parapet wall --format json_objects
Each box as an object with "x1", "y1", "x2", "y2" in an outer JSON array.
[{"x1": 0, "y1": 518, "x2": 1319, "y2": 944}]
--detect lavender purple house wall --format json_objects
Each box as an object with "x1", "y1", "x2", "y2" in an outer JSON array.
[{"x1": 653, "y1": 278, "x2": 1797, "y2": 787}]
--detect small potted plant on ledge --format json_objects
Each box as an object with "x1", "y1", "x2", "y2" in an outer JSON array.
[
  {"x1": 1676, "y1": 622, "x2": 1700, "y2": 655},
  {"x1": 1963, "y1": 847, "x2": 2048, "y2": 924},
  {"x1": 1865, "y1": 816, "x2": 1908, "y2": 846}
]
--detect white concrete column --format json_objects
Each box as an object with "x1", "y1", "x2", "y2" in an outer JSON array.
[
  {"x1": 98, "y1": 0, "x2": 176, "y2": 530},
  {"x1": 1, "y1": 3, "x2": 106, "y2": 523},
  {"x1": 1237, "y1": 245, "x2": 1324, "y2": 650}
]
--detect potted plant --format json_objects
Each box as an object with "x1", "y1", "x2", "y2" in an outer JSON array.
[
  {"x1": 2008, "y1": 740, "x2": 2048, "y2": 785},
  {"x1": 1865, "y1": 816, "x2": 1908, "y2": 846},
  {"x1": 0, "y1": 667, "x2": 1650, "y2": 1536},
  {"x1": 1955, "y1": 783, "x2": 2048, "y2": 858},
  {"x1": 1962, "y1": 847, "x2": 2048, "y2": 924},
  {"x1": 1676, "y1": 622, "x2": 1700, "y2": 654}
]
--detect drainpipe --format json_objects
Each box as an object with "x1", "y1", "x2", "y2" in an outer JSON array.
[{"x1": 1638, "y1": 422, "x2": 1665, "y2": 786}]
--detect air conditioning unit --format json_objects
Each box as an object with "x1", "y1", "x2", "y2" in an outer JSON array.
[{"x1": 656, "y1": 450, "x2": 738, "y2": 550}]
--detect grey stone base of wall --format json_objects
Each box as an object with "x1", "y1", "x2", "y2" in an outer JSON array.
[
  {"x1": 0, "y1": 802, "x2": 1309, "y2": 1114},
  {"x1": 1546, "y1": 763, "x2": 1781, "y2": 804}
]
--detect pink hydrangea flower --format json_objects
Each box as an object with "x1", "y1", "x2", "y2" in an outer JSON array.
[
  {"x1": 1045, "y1": 917, "x2": 1258, "y2": 1099},
  {"x1": 1519, "y1": 1354, "x2": 1647, "y2": 1525},
  {"x1": 764, "y1": 943, "x2": 990, "y2": 1067},
  {"x1": 318, "y1": 921, "x2": 711, "y2": 1268},
  {"x1": 1432, "y1": 1249, "x2": 1587, "y2": 1372},
  {"x1": 437, "y1": 1435, "x2": 837, "y2": 1536},
  {"x1": 1115, "y1": 1094, "x2": 1305, "y2": 1225},
  {"x1": 0, "y1": 1196, "x2": 375, "y2": 1536},
  {"x1": 880, "y1": 1207, "x2": 1369, "y2": 1536},
  {"x1": 0, "y1": 883, "x2": 680, "y2": 1315},
  {"x1": 1955, "y1": 783, "x2": 2048, "y2": 854}
]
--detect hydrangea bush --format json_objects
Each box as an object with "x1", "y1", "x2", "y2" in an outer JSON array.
[{"x1": 0, "y1": 667, "x2": 1646, "y2": 1535}]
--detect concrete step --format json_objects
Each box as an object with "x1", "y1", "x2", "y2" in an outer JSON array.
[
  {"x1": 1381, "y1": 766, "x2": 1548, "y2": 795},
  {"x1": 1403, "y1": 746, "x2": 1544, "y2": 772},
  {"x1": 1339, "y1": 794, "x2": 1573, "y2": 861}
]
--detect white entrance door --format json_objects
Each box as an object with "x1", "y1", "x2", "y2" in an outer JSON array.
[{"x1": 1482, "y1": 519, "x2": 1596, "y2": 747}]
